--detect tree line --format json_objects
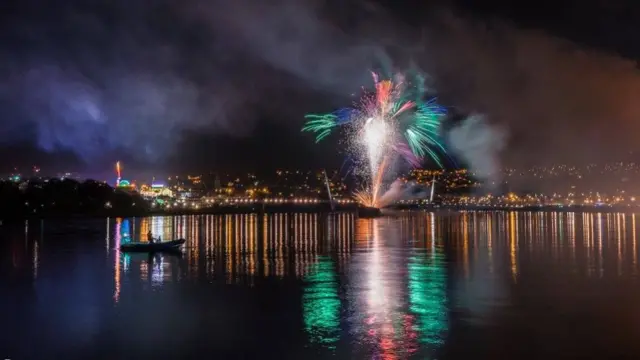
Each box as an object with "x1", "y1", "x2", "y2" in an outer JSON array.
[{"x1": 0, "y1": 178, "x2": 149, "y2": 219}]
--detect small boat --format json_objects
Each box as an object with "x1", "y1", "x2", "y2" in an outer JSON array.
[{"x1": 119, "y1": 238, "x2": 186, "y2": 252}]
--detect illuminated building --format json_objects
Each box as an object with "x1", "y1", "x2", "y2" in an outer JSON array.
[
  {"x1": 139, "y1": 183, "x2": 174, "y2": 198},
  {"x1": 56, "y1": 172, "x2": 80, "y2": 180},
  {"x1": 114, "y1": 161, "x2": 136, "y2": 190}
]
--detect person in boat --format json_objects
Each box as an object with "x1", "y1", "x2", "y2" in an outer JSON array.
[{"x1": 147, "y1": 230, "x2": 154, "y2": 244}]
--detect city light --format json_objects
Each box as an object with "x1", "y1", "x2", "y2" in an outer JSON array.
[{"x1": 4, "y1": 163, "x2": 640, "y2": 214}]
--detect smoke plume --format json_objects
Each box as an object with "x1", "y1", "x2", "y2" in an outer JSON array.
[
  {"x1": 447, "y1": 114, "x2": 506, "y2": 186},
  {"x1": 420, "y1": 10, "x2": 640, "y2": 171},
  {"x1": 197, "y1": 0, "x2": 640, "y2": 174},
  {"x1": 3, "y1": 0, "x2": 640, "y2": 178},
  {"x1": 377, "y1": 179, "x2": 430, "y2": 208},
  {"x1": 0, "y1": 0, "x2": 288, "y2": 165}
]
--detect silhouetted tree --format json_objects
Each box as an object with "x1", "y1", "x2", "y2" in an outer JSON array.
[{"x1": 0, "y1": 179, "x2": 150, "y2": 219}]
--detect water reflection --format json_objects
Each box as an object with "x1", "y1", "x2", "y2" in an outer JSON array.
[
  {"x1": 345, "y1": 216, "x2": 449, "y2": 359},
  {"x1": 9, "y1": 211, "x2": 640, "y2": 358},
  {"x1": 114, "y1": 218, "x2": 122, "y2": 302},
  {"x1": 408, "y1": 251, "x2": 447, "y2": 346},
  {"x1": 302, "y1": 255, "x2": 340, "y2": 348}
]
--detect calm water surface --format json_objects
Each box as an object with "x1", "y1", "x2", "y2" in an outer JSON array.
[{"x1": 2, "y1": 211, "x2": 640, "y2": 359}]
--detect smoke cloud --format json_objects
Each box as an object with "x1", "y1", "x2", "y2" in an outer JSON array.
[
  {"x1": 0, "y1": 0, "x2": 283, "y2": 165},
  {"x1": 2, "y1": 0, "x2": 640, "y2": 178},
  {"x1": 420, "y1": 11, "x2": 640, "y2": 170},
  {"x1": 377, "y1": 179, "x2": 430, "y2": 208},
  {"x1": 447, "y1": 114, "x2": 506, "y2": 186},
  {"x1": 203, "y1": 0, "x2": 389, "y2": 96},
  {"x1": 189, "y1": 1, "x2": 640, "y2": 174},
  {"x1": 17, "y1": 65, "x2": 206, "y2": 162}
]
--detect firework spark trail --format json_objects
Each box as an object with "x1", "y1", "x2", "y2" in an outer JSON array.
[
  {"x1": 353, "y1": 189, "x2": 373, "y2": 208},
  {"x1": 353, "y1": 155, "x2": 391, "y2": 207},
  {"x1": 407, "y1": 100, "x2": 448, "y2": 168},
  {"x1": 301, "y1": 114, "x2": 339, "y2": 143},
  {"x1": 393, "y1": 142, "x2": 421, "y2": 168},
  {"x1": 302, "y1": 72, "x2": 448, "y2": 208},
  {"x1": 371, "y1": 155, "x2": 390, "y2": 206}
]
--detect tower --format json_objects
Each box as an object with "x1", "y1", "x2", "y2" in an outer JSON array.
[
  {"x1": 430, "y1": 174, "x2": 436, "y2": 203},
  {"x1": 116, "y1": 161, "x2": 122, "y2": 187},
  {"x1": 323, "y1": 169, "x2": 335, "y2": 211},
  {"x1": 214, "y1": 174, "x2": 221, "y2": 190}
]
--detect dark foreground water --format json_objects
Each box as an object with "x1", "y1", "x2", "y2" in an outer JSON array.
[{"x1": 3, "y1": 211, "x2": 640, "y2": 359}]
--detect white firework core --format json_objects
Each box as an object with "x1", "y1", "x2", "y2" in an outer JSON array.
[{"x1": 362, "y1": 117, "x2": 388, "y2": 178}]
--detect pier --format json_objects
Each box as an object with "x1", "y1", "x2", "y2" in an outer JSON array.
[{"x1": 149, "y1": 199, "x2": 382, "y2": 218}]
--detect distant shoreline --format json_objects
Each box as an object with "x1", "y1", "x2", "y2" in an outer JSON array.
[
  {"x1": 0, "y1": 203, "x2": 376, "y2": 222},
  {"x1": 390, "y1": 204, "x2": 640, "y2": 214},
  {"x1": 2, "y1": 203, "x2": 638, "y2": 223}
]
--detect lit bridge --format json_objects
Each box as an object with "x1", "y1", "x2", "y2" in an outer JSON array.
[{"x1": 150, "y1": 197, "x2": 381, "y2": 217}]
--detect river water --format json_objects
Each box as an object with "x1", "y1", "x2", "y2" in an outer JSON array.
[{"x1": 2, "y1": 211, "x2": 640, "y2": 359}]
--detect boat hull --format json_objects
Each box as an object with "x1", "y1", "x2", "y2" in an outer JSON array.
[
  {"x1": 357, "y1": 206, "x2": 382, "y2": 218},
  {"x1": 120, "y1": 239, "x2": 186, "y2": 252}
]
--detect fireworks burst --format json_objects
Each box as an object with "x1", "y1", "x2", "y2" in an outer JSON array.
[{"x1": 303, "y1": 71, "x2": 448, "y2": 208}]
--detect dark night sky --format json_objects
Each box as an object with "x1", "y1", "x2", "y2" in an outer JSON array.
[{"x1": 0, "y1": 0, "x2": 639, "y2": 179}]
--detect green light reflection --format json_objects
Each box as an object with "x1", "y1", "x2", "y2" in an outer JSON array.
[
  {"x1": 303, "y1": 256, "x2": 341, "y2": 348},
  {"x1": 408, "y1": 251, "x2": 448, "y2": 346}
]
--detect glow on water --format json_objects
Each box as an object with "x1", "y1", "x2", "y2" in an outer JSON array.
[{"x1": 9, "y1": 212, "x2": 640, "y2": 359}]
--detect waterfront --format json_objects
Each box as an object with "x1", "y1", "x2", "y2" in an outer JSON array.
[{"x1": 3, "y1": 212, "x2": 640, "y2": 358}]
